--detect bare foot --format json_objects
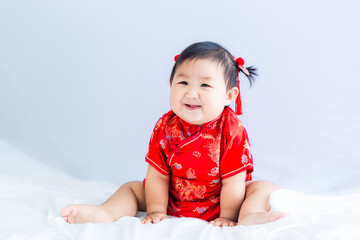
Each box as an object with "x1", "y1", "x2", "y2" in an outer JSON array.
[
  {"x1": 61, "y1": 204, "x2": 115, "y2": 224},
  {"x1": 237, "y1": 212, "x2": 288, "y2": 226}
]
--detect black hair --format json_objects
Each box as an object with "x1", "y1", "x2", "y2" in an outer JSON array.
[{"x1": 169, "y1": 41, "x2": 257, "y2": 91}]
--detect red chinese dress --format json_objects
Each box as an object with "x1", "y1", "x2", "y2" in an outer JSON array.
[{"x1": 145, "y1": 106, "x2": 254, "y2": 221}]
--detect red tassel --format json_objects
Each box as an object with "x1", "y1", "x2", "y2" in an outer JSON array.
[{"x1": 235, "y1": 79, "x2": 242, "y2": 115}]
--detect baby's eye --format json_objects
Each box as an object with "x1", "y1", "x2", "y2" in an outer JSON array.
[
  {"x1": 201, "y1": 83, "x2": 211, "y2": 87},
  {"x1": 178, "y1": 81, "x2": 188, "y2": 85}
]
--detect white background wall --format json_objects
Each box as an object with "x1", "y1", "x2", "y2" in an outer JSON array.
[{"x1": 1, "y1": 0, "x2": 359, "y2": 193}]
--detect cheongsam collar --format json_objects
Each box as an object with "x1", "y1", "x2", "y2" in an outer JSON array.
[{"x1": 178, "y1": 107, "x2": 227, "y2": 136}]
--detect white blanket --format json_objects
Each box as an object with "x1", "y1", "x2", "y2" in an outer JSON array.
[{"x1": 1, "y1": 140, "x2": 359, "y2": 240}]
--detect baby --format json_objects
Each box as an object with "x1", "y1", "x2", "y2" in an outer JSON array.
[{"x1": 61, "y1": 41, "x2": 287, "y2": 227}]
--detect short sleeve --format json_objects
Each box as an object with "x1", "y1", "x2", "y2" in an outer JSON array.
[
  {"x1": 145, "y1": 117, "x2": 170, "y2": 176},
  {"x1": 220, "y1": 125, "x2": 254, "y2": 180}
]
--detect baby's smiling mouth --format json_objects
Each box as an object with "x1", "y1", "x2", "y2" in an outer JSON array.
[{"x1": 185, "y1": 104, "x2": 201, "y2": 110}]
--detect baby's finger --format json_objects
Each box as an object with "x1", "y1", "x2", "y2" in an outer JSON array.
[
  {"x1": 152, "y1": 216, "x2": 161, "y2": 223},
  {"x1": 141, "y1": 217, "x2": 151, "y2": 224},
  {"x1": 153, "y1": 214, "x2": 168, "y2": 223},
  {"x1": 222, "y1": 222, "x2": 229, "y2": 227},
  {"x1": 210, "y1": 220, "x2": 219, "y2": 226},
  {"x1": 229, "y1": 222, "x2": 236, "y2": 227},
  {"x1": 214, "y1": 221, "x2": 222, "y2": 227}
]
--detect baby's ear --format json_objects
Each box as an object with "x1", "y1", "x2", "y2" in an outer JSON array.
[{"x1": 225, "y1": 87, "x2": 239, "y2": 105}]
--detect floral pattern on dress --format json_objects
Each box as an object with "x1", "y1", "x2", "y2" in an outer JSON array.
[
  {"x1": 209, "y1": 179, "x2": 220, "y2": 185},
  {"x1": 154, "y1": 118, "x2": 163, "y2": 131},
  {"x1": 193, "y1": 151, "x2": 201, "y2": 157},
  {"x1": 186, "y1": 168, "x2": 196, "y2": 180},
  {"x1": 174, "y1": 177, "x2": 206, "y2": 201},
  {"x1": 174, "y1": 163, "x2": 182, "y2": 170},
  {"x1": 202, "y1": 134, "x2": 221, "y2": 163},
  {"x1": 193, "y1": 206, "x2": 209, "y2": 214},
  {"x1": 209, "y1": 196, "x2": 220, "y2": 204},
  {"x1": 208, "y1": 167, "x2": 219, "y2": 177},
  {"x1": 160, "y1": 139, "x2": 167, "y2": 149},
  {"x1": 243, "y1": 139, "x2": 252, "y2": 159},
  {"x1": 241, "y1": 155, "x2": 248, "y2": 165}
]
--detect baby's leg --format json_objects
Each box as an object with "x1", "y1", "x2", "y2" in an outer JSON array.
[
  {"x1": 61, "y1": 181, "x2": 145, "y2": 224},
  {"x1": 237, "y1": 181, "x2": 288, "y2": 225}
]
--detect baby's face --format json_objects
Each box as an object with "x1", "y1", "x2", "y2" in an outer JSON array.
[{"x1": 170, "y1": 59, "x2": 237, "y2": 126}]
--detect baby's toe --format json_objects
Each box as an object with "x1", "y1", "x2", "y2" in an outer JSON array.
[{"x1": 61, "y1": 205, "x2": 78, "y2": 224}]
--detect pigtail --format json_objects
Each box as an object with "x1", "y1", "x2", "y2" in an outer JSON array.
[{"x1": 239, "y1": 65, "x2": 258, "y2": 87}]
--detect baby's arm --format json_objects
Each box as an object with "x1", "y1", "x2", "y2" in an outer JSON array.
[
  {"x1": 210, "y1": 171, "x2": 246, "y2": 227},
  {"x1": 141, "y1": 165, "x2": 170, "y2": 224}
]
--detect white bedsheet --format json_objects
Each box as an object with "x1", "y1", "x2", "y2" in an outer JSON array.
[{"x1": 1, "y1": 140, "x2": 359, "y2": 240}]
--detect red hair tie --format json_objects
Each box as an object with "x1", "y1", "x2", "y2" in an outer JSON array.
[
  {"x1": 234, "y1": 57, "x2": 250, "y2": 76},
  {"x1": 174, "y1": 54, "x2": 180, "y2": 62}
]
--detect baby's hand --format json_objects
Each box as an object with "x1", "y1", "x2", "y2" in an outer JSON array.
[
  {"x1": 141, "y1": 212, "x2": 168, "y2": 224},
  {"x1": 210, "y1": 217, "x2": 237, "y2": 227}
]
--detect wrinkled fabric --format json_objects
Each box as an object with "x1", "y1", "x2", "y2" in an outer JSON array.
[{"x1": 1, "y1": 140, "x2": 360, "y2": 240}]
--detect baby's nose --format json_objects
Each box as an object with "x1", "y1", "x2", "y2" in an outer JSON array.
[{"x1": 186, "y1": 88, "x2": 200, "y2": 99}]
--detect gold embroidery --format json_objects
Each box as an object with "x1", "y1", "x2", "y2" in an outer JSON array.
[
  {"x1": 193, "y1": 151, "x2": 201, "y2": 157},
  {"x1": 186, "y1": 168, "x2": 196, "y2": 179},
  {"x1": 202, "y1": 134, "x2": 220, "y2": 163},
  {"x1": 174, "y1": 177, "x2": 206, "y2": 201}
]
